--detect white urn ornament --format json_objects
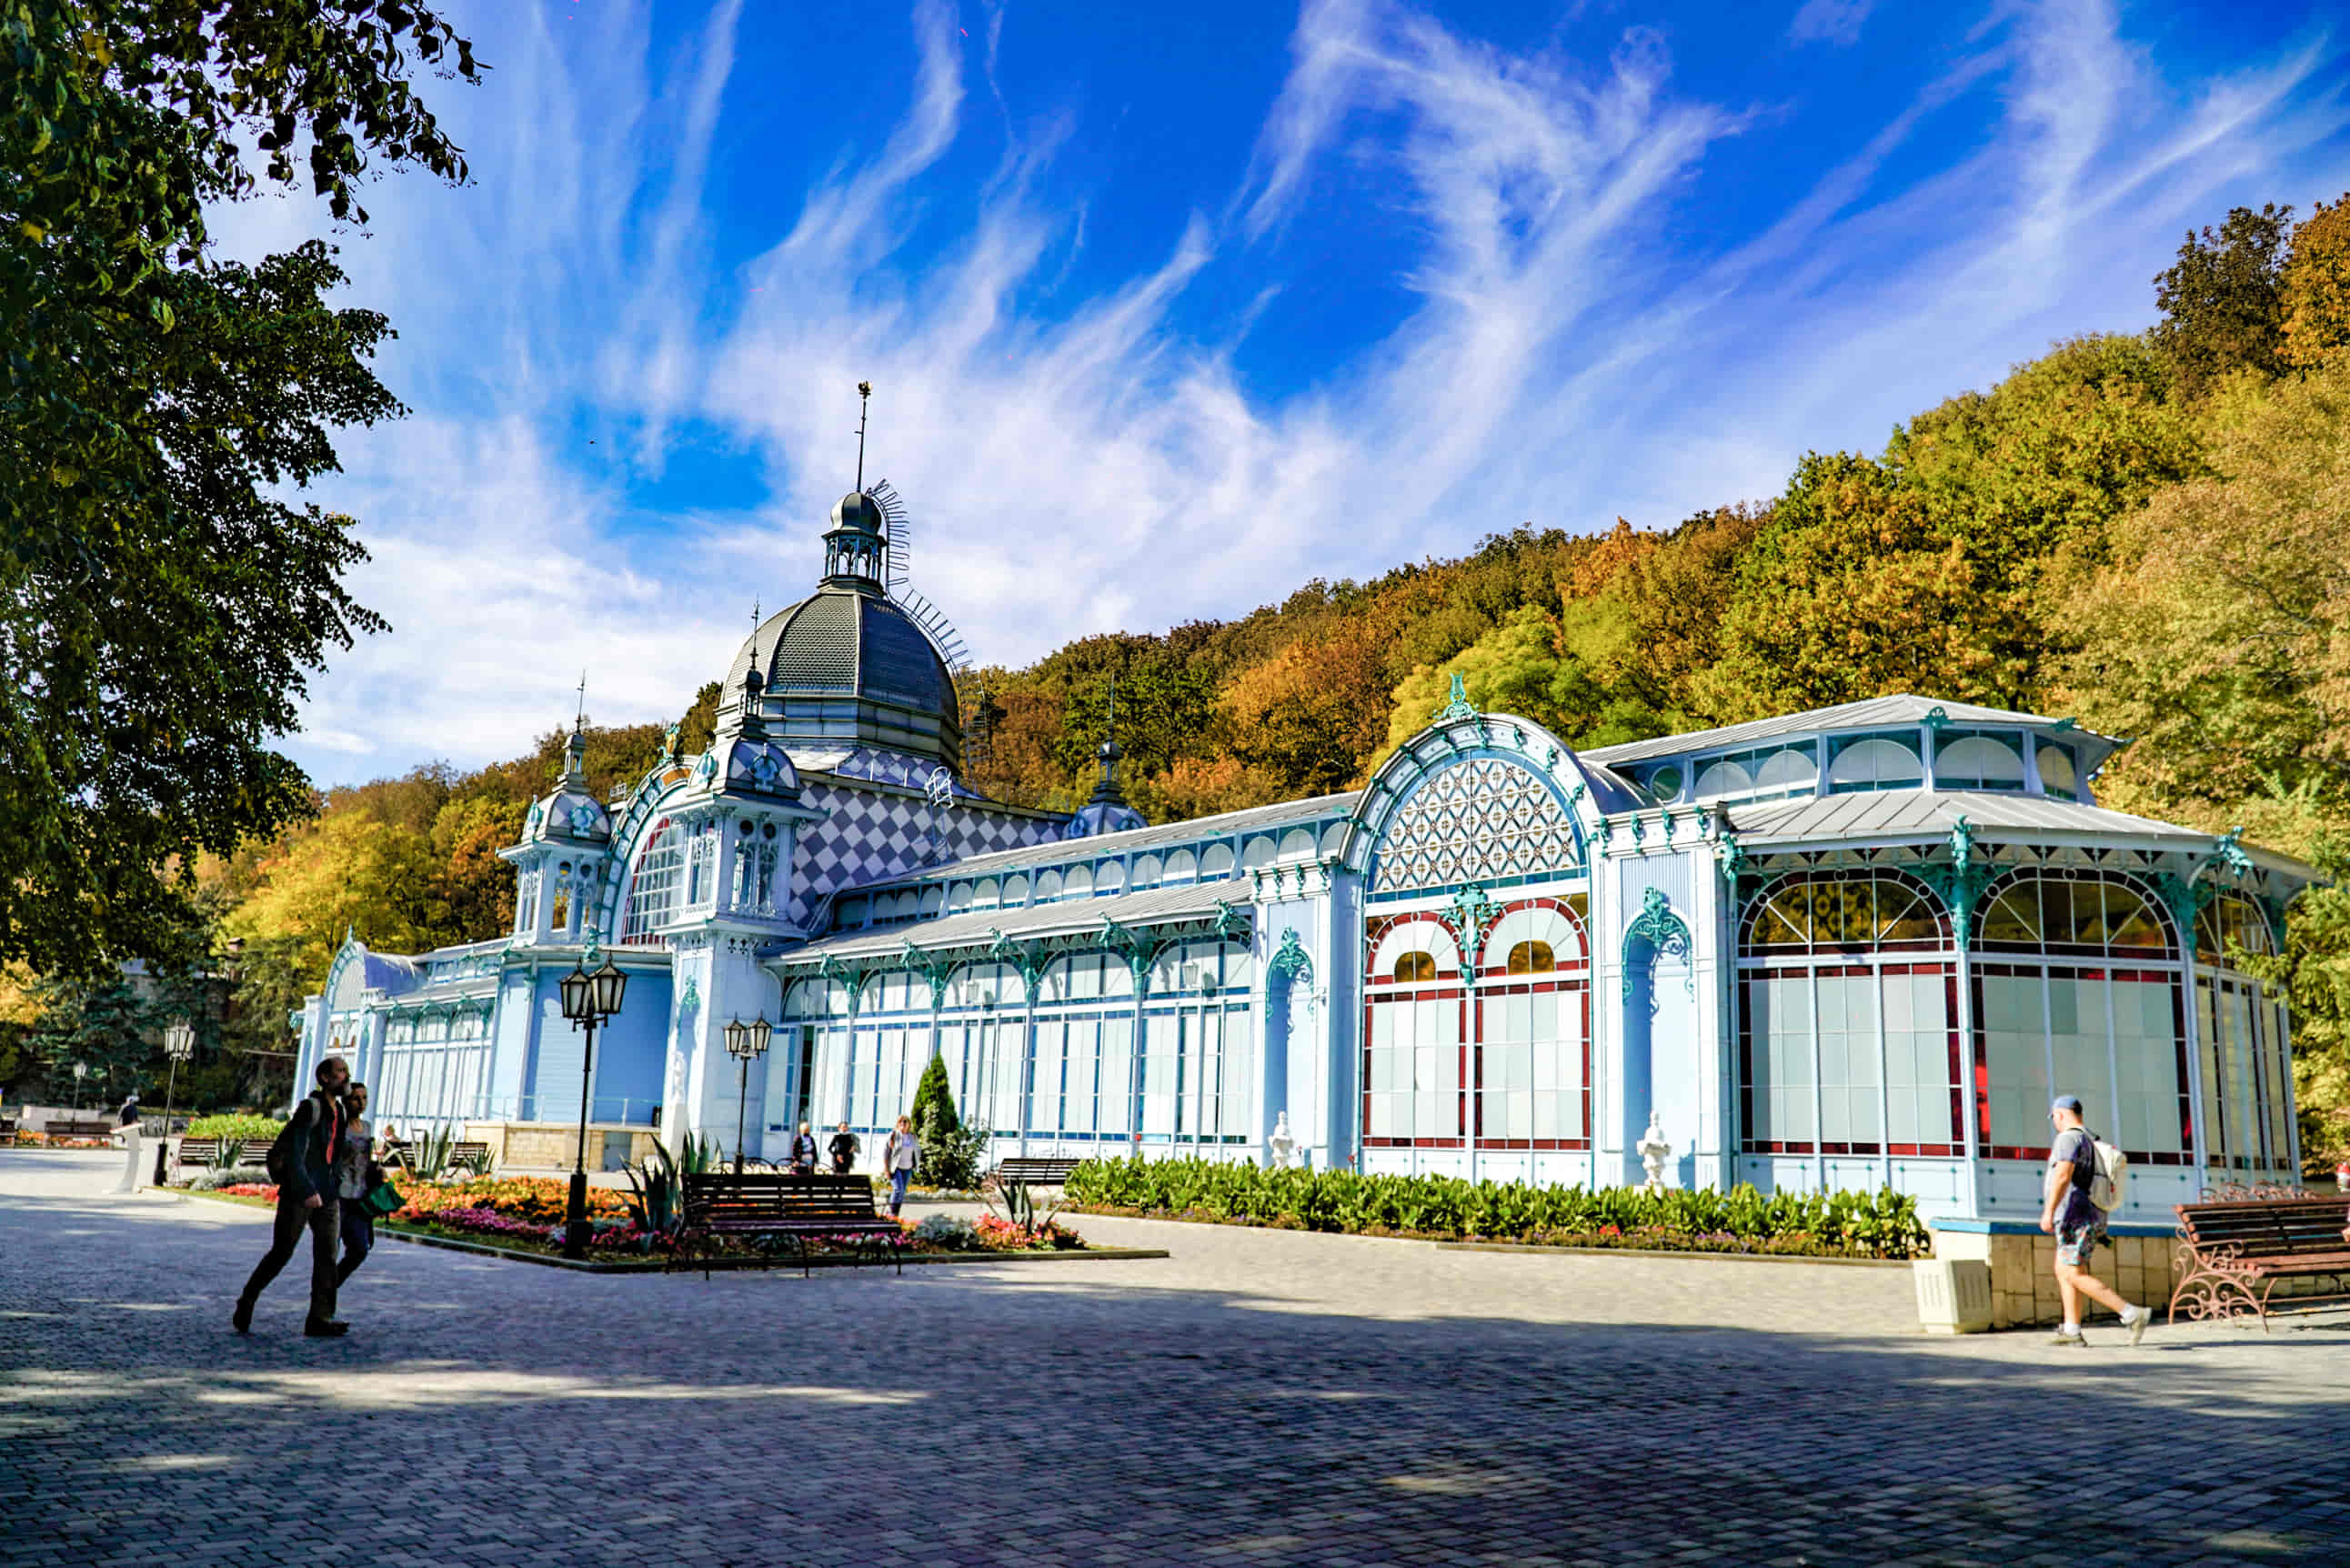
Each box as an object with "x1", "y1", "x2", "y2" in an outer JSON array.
[{"x1": 1266, "y1": 1111, "x2": 1298, "y2": 1171}]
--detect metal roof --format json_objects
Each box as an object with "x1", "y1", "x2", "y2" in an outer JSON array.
[
  {"x1": 724, "y1": 589, "x2": 955, "y2": 713},
  {"x1": 1582, "y1": 695, "x2": 2116, "y2": 769},
  {"x1": 849, "y1": 791, "x2": 1361, "y2": 890},
  {"x1": 1728, "y1": 789, "x2": 2207, "y2": 846},
  {"x1": 778, "y1": 877, "x2": 1253, "y2": 967}
]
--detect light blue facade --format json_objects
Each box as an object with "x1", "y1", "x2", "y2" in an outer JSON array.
[{"x1": 295, "y1": 494, "x2": 2321, "y2": 1222}]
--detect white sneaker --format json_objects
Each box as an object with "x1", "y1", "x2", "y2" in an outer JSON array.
[
  {"x1": 2123, "y1": 1305, "x2": 2151, "y2": 1346},
  {"x1": 2049, "y1": 1328, "x2": 2086, "y2": 1346}
]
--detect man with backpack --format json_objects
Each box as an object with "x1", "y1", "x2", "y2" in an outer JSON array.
[
  {"x1": 233, "y1": 1056, "x2": 352, "y2": 1338},
  {"x1": 2040, "y1": 1094, "x2": 2152, "y2": 1347}
]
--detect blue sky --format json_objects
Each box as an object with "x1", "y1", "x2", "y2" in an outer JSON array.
[{"x1": 216, "y1": 0, "x2": 2350, "y2": 788}]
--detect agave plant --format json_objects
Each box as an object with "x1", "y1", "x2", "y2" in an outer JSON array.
[
  {"x1": 408, "y1": 1124, "x2": 459, "y2": 1180},
  {"x1": 621, "y1": 1145, "x2": 683, "y2": 1249}
]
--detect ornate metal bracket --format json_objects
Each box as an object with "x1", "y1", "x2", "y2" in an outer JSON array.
[
  {"x1": 1441, "y1": 883, "x2": 1501, "y2": 977},
  {"x1": 1622, "y1": 886, "x2": 1694, "y2": 1002},
  {"x1": 1920, "y1": 815, "x2": 1991, "y2": 950},
  {"x1": 1270, "y1": 926, "x2": 1313, "y2": 981},
  {"x1": 1433, "y1": 672, "x2": 1478, "y2": 723}
]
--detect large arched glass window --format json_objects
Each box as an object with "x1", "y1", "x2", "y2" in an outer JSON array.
[
  {"x1": 2195, "y1": 892, "x2": 2275, "y2": 967},
  {"x1": 619, "y1": 823, "x2": 684, "y2": 943},
  {"x1": 1736, "y1": 871, "x2": 1957, "y2": 1158},
  {"x1": 1970, "y1": 870, "x2": 2194, "y2": 1169}
]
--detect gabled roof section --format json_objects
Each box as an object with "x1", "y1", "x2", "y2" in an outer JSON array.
[
  {"x1": 846, "y1": 791, "x2": 1361, "y2": 891},
  {"x1": 1582, "y1": 695, "x2": 2122, "y2": 770}
]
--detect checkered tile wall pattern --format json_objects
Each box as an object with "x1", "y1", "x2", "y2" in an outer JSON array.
[{"x1": 788, "y1": 776, "x2": 1063, "y2": 927}]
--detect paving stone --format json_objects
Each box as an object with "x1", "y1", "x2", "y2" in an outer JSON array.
[{"x1": 4, "y1": 1151, "x2": 2348, "y2": 1565}]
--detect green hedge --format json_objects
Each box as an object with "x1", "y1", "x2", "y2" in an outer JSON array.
[
  {"x1": 185, "y1": 1113, "x2": 285, "y2": 1141},
  {"x1": 1063, "y1": 1158, "x2": 1931, "y2": 1260}
]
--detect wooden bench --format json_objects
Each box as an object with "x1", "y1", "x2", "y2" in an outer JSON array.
[
  {"x1": 45, "y1": 1117, "x2": 119, "y2": 1141},
  {"x1": 989, "y1": 1156, "x2": 1085, "y2": 1191},
  {"x1": 2170, "y1": 1192, "x2": 2350, "y2": 1329},
  {"x1": 449, "y1": 1140, "x2": 492, "y2": 1172},
  {"x1": 674, "y1": 1171, "x2": 905, "y2": 1279},
  {"x1": 172, "y1": 1137, "x2": 273, "y2": 1171}
]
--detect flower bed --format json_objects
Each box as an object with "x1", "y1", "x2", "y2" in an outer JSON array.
[
  {"x1": 1062, "y1": 1159, "x2": 1929, "y2": 1260},
  {"x1": 187, "y1": 1174, "x2": 1094, "y2": 1260}
]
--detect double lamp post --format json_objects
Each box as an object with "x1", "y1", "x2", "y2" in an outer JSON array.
[
  {"x1": 557, "y1": 946, "x2": 628, "y2": 1261},
  {"x1": 723, "y1": 1014, "x2": 771, "y2": 1173}
]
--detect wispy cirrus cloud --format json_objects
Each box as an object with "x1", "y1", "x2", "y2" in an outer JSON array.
[{"x1": 216, "y1": 0, "x2": 2348, "y2": 788}]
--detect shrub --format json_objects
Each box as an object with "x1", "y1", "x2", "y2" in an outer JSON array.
[
  {"x1": 1062, "y1": 1159, "x2": 1930, "y2": 1260},
  {"x1": 909, "y1": 1051, "x2": 959, "y2": 1141},
  {"x1": 918, "y1": 1112, "x2": 989, "y2": 1191},
  {"x1": 186, "y1": 1113, "x2": 283, "y2": 1142},
  {"x1": 910, "y1": 1214, "x2": 978, "y2": 1251}
]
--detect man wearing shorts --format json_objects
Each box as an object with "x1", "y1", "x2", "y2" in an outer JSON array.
[{"x1": 2040, "y1": 1095, "x2": 2152, "y2": 1347}]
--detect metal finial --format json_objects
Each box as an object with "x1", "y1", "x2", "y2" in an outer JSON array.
[
  {"x1": 750, "y1": 597, "x2": 760, "y2": 628},
  {"x1": 575, "y1": 671, "x2": 588, "y2": 731},
  {"x1": 855, "y1": 380, "x2": 873, "y2": 491}
]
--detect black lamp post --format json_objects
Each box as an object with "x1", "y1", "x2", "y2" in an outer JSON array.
[
  {"x1": 557, "y1": 943, "x2": 628, "y2": 1260},
  {"x1": 725, "y1": 1015, "x2": 772, "y2": 1173},
  {"x1": 154, "y1": 1020, "x2": 194, "y2": 1186}
]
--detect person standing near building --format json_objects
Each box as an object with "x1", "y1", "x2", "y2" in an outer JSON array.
[
  {"x1": 335, "y1": 1082, "x2": 383, "y2": 1287},
  {"x1": 112, "y1": 1091, "x2": 141, "y2": 1194},
  {"x1": 882, "y1": 1115, "x2": 919, "y2": 1217},
  {"x1": 829, "y1": 1120, "x2": 859, "y2": 1176},
  {"x1": 2040, "y1": 1095, "x2": 2151, "y2": 1347},
  {"x1": 235, "y1": 1056, "x2": 351, "y2": 1337},
  {"x1": 788, "y1": 1121, "x2": 818, "y2": 1177}
]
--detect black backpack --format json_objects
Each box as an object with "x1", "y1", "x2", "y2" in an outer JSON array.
[{"x1": 266, "y1": 1097, "x2": 315, "y2": 1185}]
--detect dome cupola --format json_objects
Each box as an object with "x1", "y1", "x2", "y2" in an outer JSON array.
[{"x1": 821, "y1": 490, "x2": 889, "y2": 592}]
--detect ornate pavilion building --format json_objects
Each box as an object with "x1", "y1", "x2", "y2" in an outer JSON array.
[{"x1": 294, "y1": 485, "x2": 2316, "y2": 1226}]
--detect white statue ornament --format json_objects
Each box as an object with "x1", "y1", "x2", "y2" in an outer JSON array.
[
  {"x1": 1266, "y1": 1111, "x2": 1298, "y2": 1171},
  {"x1": 1637, "y1": 1111, "x2": 1674, "y2": 1193}
]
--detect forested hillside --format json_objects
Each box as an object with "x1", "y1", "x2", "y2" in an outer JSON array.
[{"x1": 9, "y1": 196, "x2": 2349, "y2": 1172}]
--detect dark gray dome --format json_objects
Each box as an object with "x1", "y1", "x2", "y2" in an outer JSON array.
[{"x1": 724, "y1": 588, "x2": 962, "y2": 770}]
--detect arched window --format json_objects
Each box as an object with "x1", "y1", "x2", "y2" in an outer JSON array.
[
  {"x1": 1506, "y1": 940, "x2": 1554, "y2": 974},
  {"x1": 1826, "y1": 737, "x2": 1923, "y2": 790},
  {"x1": 1393, "y1": 951, "x2": 1437, "y2": 982},
  {"x1": 1934, "y1": 734, "x2": 2024, "y2": 791},
  {"x1": 1977, "y1": 872, "x2": 2171, "y2": 957},
  {"x1": 1741, "y1": 872, "x2": 1948, "y2": 955},
  {"x1": 1693, "y1": 759, "x2": 1752, "y2": 799},
  {"x1": 619, "y1": 823, "x2": 684, "y2": 943},
  {"x1": 2195, "y1": 893, "x2": 2274, "y2": 966},
  {"x1": 1737, "y1": 870, "x2": 1958, "y2": 1159}
]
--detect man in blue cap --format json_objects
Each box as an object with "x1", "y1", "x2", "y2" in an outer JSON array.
[{"x1": 2039, "y1": 1094, "x2": 2150, "y2": 1346}]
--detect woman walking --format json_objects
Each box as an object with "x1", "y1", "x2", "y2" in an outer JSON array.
[
  {"x1": 882, "y1": 1115, "x2": 919, "y2": 1217},
  {"x1": 334, "y1": 1082, "x2": 384, "y2": 1286},
  {"x1": 112, "y1": 1091, "x2": 142, "y2": 1193},
  {"x1": 788, "y1": 1121, "x2": 818, "y2": 1177}
]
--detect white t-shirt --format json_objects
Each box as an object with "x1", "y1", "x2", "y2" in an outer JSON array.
[{"x1": 886, "y1": 1131, "x2": 918, "y2": 1171}]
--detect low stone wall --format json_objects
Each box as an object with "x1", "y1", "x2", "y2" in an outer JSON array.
[
  {"x1": 465, "y1": 1121, "x2": 663, "y2": 1173},
  {"x1": 1929, "y1": 1223, "x2": 2338, "y2": 1328}
]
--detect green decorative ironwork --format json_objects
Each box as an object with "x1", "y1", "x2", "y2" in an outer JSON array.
[
  {"x1": 1210, "y1": 900, "x2": 1250, "y2": 940},
  {"x1": 1433, "y1": 672, "x2": 1477, "y2": 723},
  {"x1": 1716, "y1": 829, "x2": 1752, "y2": 885},
  {"x1": 2207, "y1": 824, "x2": 2254, "y2": 879},
  {"x1": 1919, "y1": 815, "x2": 1991, "y2": 950},
  {"x1": 1442, "y1": 883, "x2": 1502, "y2": 974},
  {"x1": 582, "y1": 924, "x2": 604, "y2": 965},
  {"x1": 1269, "y1": 926, "x2": 1312, "y2": 980},
  {"x1": 1922, "y1": 705, "x2": 1951, "y2": 732},
  {"x1": 1621, "y1": 886, "x2": 1693, "y2": 1001}
]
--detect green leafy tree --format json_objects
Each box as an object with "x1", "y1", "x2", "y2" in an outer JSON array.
[
  {"x1": 1, "y1": 0, "x2": 480, "y2": 979},
  {"x1": 2281, "y1": 193, "x2": 2350, "y2": 370},
  {"x1": 2153, "y1": 203, "x2": 2294, "y2": 397}
]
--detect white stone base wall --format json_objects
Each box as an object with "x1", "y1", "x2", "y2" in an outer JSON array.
[
  {"x1": 466, "y1": 1121, "x2": 662, "y2": 1173},
  {"x1": 1927, "y1": 1227, "x2": 2341, "y2": 1328}
]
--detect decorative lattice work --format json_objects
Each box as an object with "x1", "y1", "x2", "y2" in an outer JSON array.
[{"x1": 1373, "y1": 759, "x2": 1580, "y2": 894}]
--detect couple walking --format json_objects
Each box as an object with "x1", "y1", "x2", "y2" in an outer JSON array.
[
  {"x1": 788, "y1": 1115, "x2": 920, "y2": 1215},
  {"x1": 231, "y1": 1055, "x2": 387, "y2": 1338}
]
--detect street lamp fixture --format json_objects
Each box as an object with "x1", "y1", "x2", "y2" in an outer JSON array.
[
  {"x1": 724, "y1": 1015, "x2": 772, "y2": 1173},
  {"x1": 557, "y1": 938, "x2": 628, "y2": 1260},
  {"x1": 72, "y1": 1060, "x2": 87, "y2": 1110},
  {"x1": 155, "y1": 1020, "x2": 195, "y2": 1186}
]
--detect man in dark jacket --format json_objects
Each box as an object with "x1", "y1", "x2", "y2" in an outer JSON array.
[
  {"x1": 234, "y1": 1056, "x2": 351, "y2": 1337},
  {"x1": 829, "y1": 1121, "x2": 860, "y2": 1175}
]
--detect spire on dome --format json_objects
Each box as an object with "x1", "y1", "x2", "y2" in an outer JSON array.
[{"x1": 1065, "y1": 676, "x2": 1146, "y2": 839}]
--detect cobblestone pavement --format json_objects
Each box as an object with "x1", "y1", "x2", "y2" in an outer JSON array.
[{"x1": 4, "y1": 1151, "x2": 2346, "y2": 1567}]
